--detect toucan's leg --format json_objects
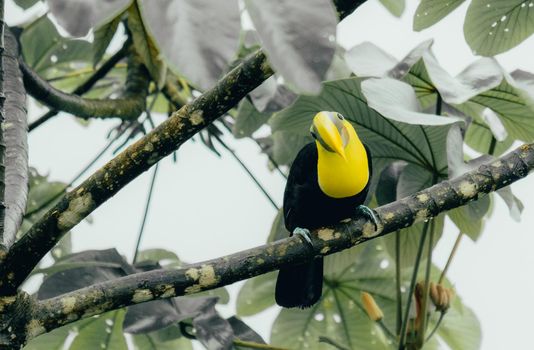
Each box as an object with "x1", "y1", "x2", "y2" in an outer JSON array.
[
  {"x1": 293, "y1": 227, "x2": 313, "y2": 246},
  {"x1": 355, "y1": 205, "x2": 379, "y2": 230}
]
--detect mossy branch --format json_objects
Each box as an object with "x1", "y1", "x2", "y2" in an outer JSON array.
[
  {"x1": 20, "y1": 44, "x2": 148, "y2": 123},
  {"x1": 0, "y1": 49, "x2": 274, "y2": 295},
  {"x1": 31, "y1": 143, "x2": 534, "y2": 336}
]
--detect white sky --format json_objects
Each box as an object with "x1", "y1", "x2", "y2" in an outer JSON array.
[{"x1": 7, "y1": 0, "x2": 534, "y2": 349}]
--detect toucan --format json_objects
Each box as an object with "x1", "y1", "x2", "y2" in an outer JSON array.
[{"x1": 275, "y1": 111, "x2": 374, "y2": 308}]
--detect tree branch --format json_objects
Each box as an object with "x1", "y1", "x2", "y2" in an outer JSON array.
[
  {"x1": 0, "y1": 1, "x2": 365, "y2": 295},
  {"x1": 31, "y1": 143, "x2": 534, "y2": 334},
  {"x1": 28, "y1": 40, "x2": 130, "y2": 131},
  {"x1": 20, "y1": 44, "x2": 148, "y2": 123}
]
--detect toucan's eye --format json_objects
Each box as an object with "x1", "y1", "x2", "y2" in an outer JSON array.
[{"x1": 337, "y1": 113, "x2": 345, "y2": 120}]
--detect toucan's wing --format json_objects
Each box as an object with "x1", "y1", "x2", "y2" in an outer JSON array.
[{"x1": 282, "y1": 143, "x2": 317, "y2": 232}]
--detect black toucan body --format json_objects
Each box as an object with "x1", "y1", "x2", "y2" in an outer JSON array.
[{"x1": 275, "y1": 111, "x2": 373, "y2": 309}]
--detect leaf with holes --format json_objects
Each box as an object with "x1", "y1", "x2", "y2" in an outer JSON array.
[
  {"x1": 20, "y1": 15, "x2": 92, "y2": 74},
  {"x1": 271, "y1": 242, "x2": 396, "y2": 350},
  {"x1": 236, "y1": 272, "x2": 277, "y2": 316},
  {"x1": 464, "y1": 0, "x2": 534, "y2": 56},
  {"x1": 232, "y1": 99, "x2": 271, "y2": 139}
]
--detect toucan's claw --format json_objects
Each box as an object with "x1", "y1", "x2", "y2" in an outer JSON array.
[
  {"x1": 355, "y1": 205, "x2": 379, "y2": 230},
  {"x1": 293, "y1": 227, "x2": 313, "y2": 247}
]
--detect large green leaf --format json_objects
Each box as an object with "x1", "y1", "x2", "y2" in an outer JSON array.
[
  {"x1": 132, "y1": 333, "x2": 193, "y2": 350},
  {"x1": 464, "y1": 0, "x2": 534, "y2": 56},
  {"x1": 413, "y1": 0, "x2": 467, "y2": 31},
  {"x1": 270, "y1": 77, "x2": 454, "y2": 174},
  {"x1": 245, "y1": 0, "x2": 337, "y2": 94},
  {"x1": 437, "y1": 303, "x2": 482, "y2": 350},
  {"x1": 70, "y1": 310, "x2": 127, "y2": 350},
  {"x1": 271, "y1": 243, "x2": 395, "y2": 350},
  {"x1": 20, "y1": 15, "x2": 92, "y2": 74},
  {"x1": 236, "y1": 272, "x2": 277, "y2": 316},
  {"x1": 139, "y1": 0, "x2": 240, "y2": 90}
]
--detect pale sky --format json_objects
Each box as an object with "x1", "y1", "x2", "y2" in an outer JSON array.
[{"x1": 8, "y1": 0, "x2": 534, "y2": 349}]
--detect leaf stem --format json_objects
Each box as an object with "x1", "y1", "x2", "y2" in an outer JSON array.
[
  {"x1": 398, "y1": 220, "x2": 431, "y2": 350},
  {"x1": 425, "y1": 312, "x2": 445, "y2": 342},
  {"x1": 416, "y1": 219, "x2": 435, "y2": 347},
  {"x1": 233, "y1": 339, "x2": 290, "y2": 350},
  {"x1": 439, "y1": 231, "x2": 463, "y2": 285},
  {"x1": 132, "y1": 163, "x2": 159, "y2": 263},
  {"x1": 395, "y1": 230, "x2": 402, "y2": 336}
]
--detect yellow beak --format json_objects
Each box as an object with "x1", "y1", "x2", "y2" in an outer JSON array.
[{"x1": 315, "y1": 113, "x2": 346, "y2": 160}]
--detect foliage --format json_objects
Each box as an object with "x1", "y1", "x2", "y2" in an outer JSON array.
[{"x1": 6, "y1": 0, "x2": 534, "y2": 349}]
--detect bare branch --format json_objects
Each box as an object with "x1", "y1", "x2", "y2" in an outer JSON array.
[
  {"x1": 32, "y1": 143, "x2": 534, "y2": 334},
  {"x1": 20, "y1": 45, "x2": 148, "y2": 123}
]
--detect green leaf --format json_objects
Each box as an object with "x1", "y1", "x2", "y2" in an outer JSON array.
[
  {"x1": 232, "y1": 99, "x2": 270, "y2": 139},
  {"x1": 23, "y1": 325, "x2": 70, "y2": 350},
  {"x1": 245, "y1": 0, "x2": 337, "y2": 94},
  {"x1": 70, "y1": 310, "x2": 127, "y2": 350},
  {"x1": 127, "y1": 3, "x2": 166, "y2": 86},
  {"x1": 93, "y1": 17, "x2": 121, "y2": 66},
  {"x1": 132, "y1": 333, "x2": 193, "y2": 350},
  {"x1": 139, "y1": 0, "x2": 240, "y2": 90},
  {"x1": 236, "y1": 272, "x2": 277, "y2": 316},
  {"x1": 20, "y1": 15, "x2": 92, "y2": 73},
  {"x1": 379, "y1": 0, "x2": 405, "y2": 17},
  {"x1": 136, "y1": 248, "x2": 180, "y2": 264},
  {"x1": 271, "y1": 130, "x2": 311, "y2": 166},
  {"x1": 270, "y1": 77, "x2": 454, "y2": 174},
  {"x1": 47, "y1": 0, "x2": 130, "y2": 37},
  {"x1": 464, "y1": 0, "x2": 534, "y2": 56},
  {"x1": 463, "y1": 78, "x2": 534, "y2": 141},
  {"x1": 413, "y1": 0, "x2": 467, "y2": 31},
  {"x1": 465, "y1": 118, "x2": 513, "y2": 156},
  {"x1": 13, "y1": 0, "x2": 40, "y2": 10},
  {"x1": 271, "y1": 242, "x2": 395, "y2": 350},
  {"x1": 437, "y1": 303, "x2": 482, "y2": 350}
]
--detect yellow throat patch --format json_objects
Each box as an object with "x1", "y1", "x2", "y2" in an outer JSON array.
[{"x1": 316, "y1": 120, "x2": 369, "y2": 198}]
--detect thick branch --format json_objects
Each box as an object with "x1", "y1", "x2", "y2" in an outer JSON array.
[
  {"x1": 0, "y1": 1, "x2": 365, "y2": 295},
  {"x1": 0, "y1": 50, "x2": 274, "y2": 295},
  {"x1": 20, "y1": 45, "x2": 148, "y2": 122},
  {"x1": 33, "y1": 143, "x2": 534, "y2": 334},
  {"x1": 28, "y1": 41, "x2": 130, "y2": 131}
]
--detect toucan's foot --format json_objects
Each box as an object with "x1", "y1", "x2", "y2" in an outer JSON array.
[
  {"x1": 293, "y1": 227, "x2": 313, "y2": 247},
  {"x1": 355, "y1": 205, "x2": 379, "y2": 230}
]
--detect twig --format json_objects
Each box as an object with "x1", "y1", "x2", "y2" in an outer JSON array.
[
  {"x1": 439, "y1": 232, "x2": 463, "y2": 285},
  {"x1": 395, "y1": 230, "x2": 402, "y2": 336}
]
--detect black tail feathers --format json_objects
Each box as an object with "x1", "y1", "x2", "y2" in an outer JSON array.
[{"x1": 275, "y1": 257, "x2": 323, "y2": 308}]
